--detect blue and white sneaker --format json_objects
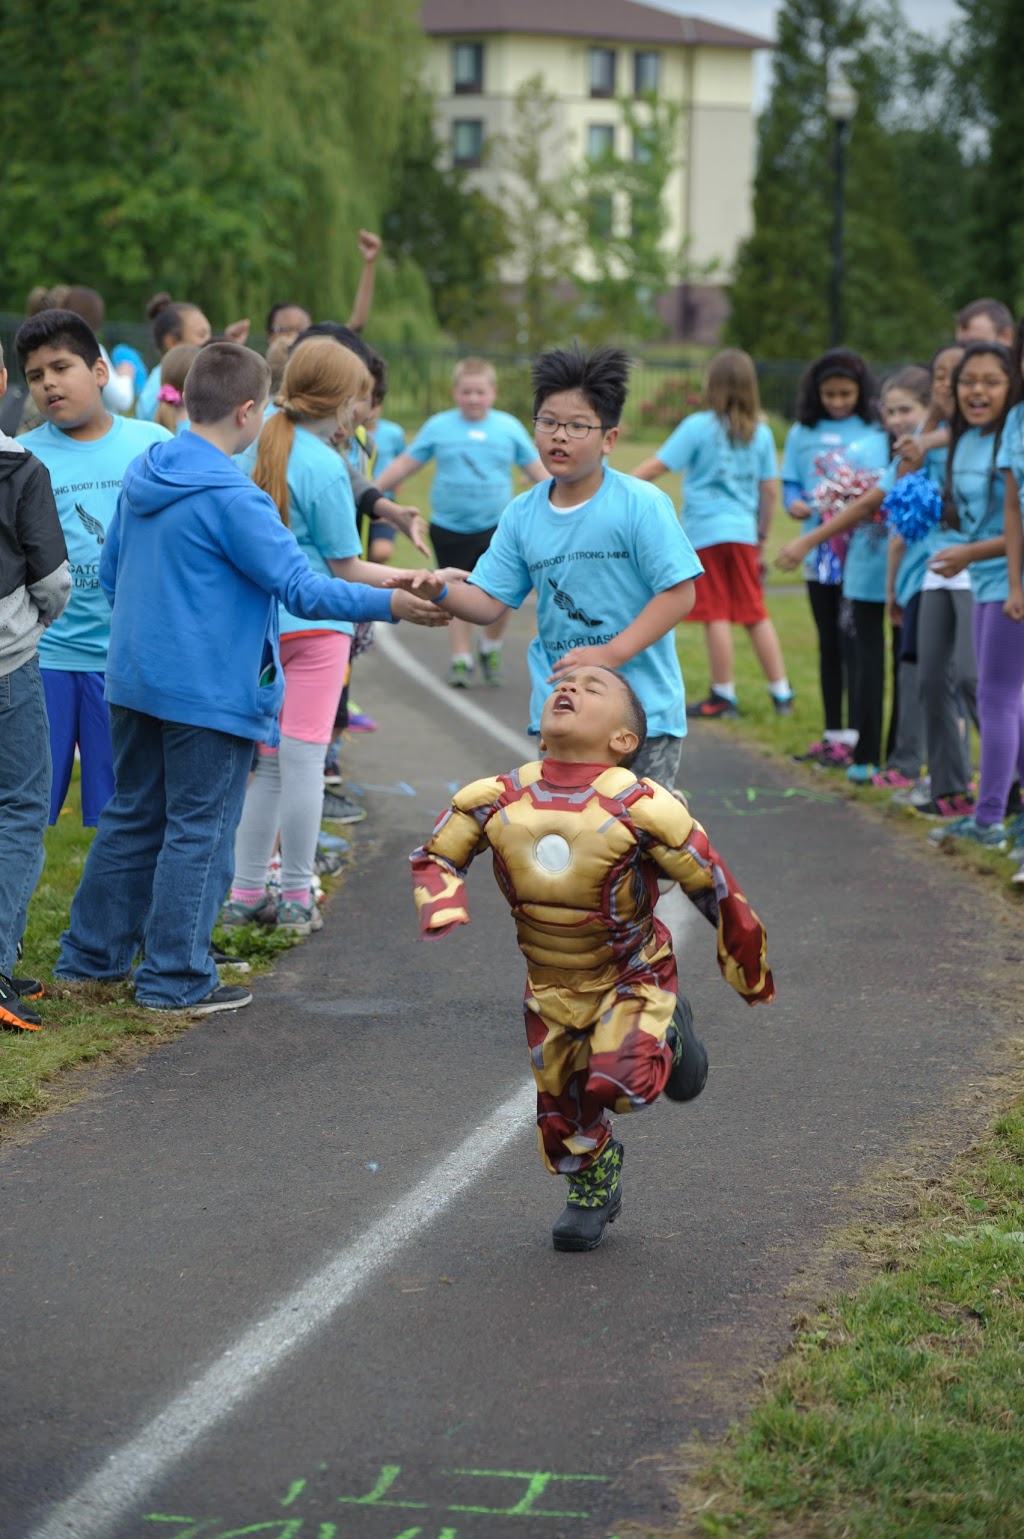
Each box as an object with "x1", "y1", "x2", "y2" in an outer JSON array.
[{"x1": 927, "y1": 815, "x2": 1007, "y2": 851}]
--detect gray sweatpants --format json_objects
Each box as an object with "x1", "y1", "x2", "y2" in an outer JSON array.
[{"x1": 917, "y1": 587, "x2": 978, "y2": 798}]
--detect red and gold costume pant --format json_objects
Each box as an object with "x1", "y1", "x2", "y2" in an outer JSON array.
[{"x1": 527, "y1": 952, "x2": 678, "y2": 1174}]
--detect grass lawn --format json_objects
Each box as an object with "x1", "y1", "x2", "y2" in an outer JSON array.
[
  {"x1": 686, "y1": 1099, "x2": 1024, "y2": 1539},
  {"x1": 2, "y1": 774, "x2": 300, "y2": 1125}
]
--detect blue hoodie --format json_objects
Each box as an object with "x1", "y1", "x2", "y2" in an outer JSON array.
[{"x1": 100, "y1": 431, "x2": 396, "y2": 742}]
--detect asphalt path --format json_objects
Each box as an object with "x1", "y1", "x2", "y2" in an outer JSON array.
[{"x1": 1, "y1": 608, "x2": 1012, "y2": 1539}]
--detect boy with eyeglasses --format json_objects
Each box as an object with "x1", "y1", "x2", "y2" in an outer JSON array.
[
  {"x1": 373, "y1": 356, "x2": 547, "y2": 687},
  {"x1": 390, "y1": 344, "x2": 704, "y2": 786}
]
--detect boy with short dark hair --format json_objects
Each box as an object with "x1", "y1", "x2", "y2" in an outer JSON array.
[
  {"x1": 0, "y1": 342, "x2": 71, "y2": 1031},
  {"x1": 394, "y1": 344, "x2": 704, "y2": 787},
  {"x1": 375, "y1": 355, "x2": 548, "y2": 688},
  {"x1": 412, "y1": 664, "x2": 773, "y2": 1251},
  {"x1": 15, "y1": 308, "x2": 172, "y2": 826},
  {"x1": 56, "y1": 343, "x2": 447, "y2": 1015}
]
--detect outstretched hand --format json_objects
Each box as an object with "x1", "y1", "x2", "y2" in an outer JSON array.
[
  {"x1": 390, "y1": 588, "x2": 451, "y2": 626},
  {"x1": 372, "y1": 500, "x2": 431, "y2": 559},
  {"x1": 385, "y1": 567, "x2": 448, "y2": 600},
  {"x1": 383, "y1": 566, "x2": 470, "y2": 595}
]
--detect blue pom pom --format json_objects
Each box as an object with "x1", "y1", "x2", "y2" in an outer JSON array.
[{"x1": 882, "y1": 472, "x2": 943, "y2": 543}]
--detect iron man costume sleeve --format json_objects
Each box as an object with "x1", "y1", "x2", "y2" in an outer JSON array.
[{"x1": 410, "y1": 760, "x2": 773, "y2": 1008}]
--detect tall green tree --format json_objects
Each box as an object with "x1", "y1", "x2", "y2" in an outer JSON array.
[
  {"x1": 0, "y1": 0, "x2": 435, "y2": 333},
  {"x1": 495, "y1": 76, "x2": 583, "y2": 353},
  {"x1": 727, "y1": 0, "x2": 948, "y2": 361},
  {"x1": 382, "y1": 88, "x2": 511, "y2": 341},
  {"x1": 575, "y1": 94, "x2": 683, "y2": 342},
  {"x1": 953, "y1": 0, "x2": 1024, "y2": 311}
]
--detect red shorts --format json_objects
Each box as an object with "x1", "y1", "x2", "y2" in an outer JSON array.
[{"x1": 686, "y1": 542, "x2": 767, "y2": 626}]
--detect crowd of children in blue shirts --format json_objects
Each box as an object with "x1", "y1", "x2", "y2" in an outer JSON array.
[{"x1": 2, "y1": 275, "x2": 1024, "y2": 1047}]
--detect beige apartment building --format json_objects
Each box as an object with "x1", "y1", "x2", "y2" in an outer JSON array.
[{"x1": 419, "y1": 0, "x2": 771, "y2": 340}]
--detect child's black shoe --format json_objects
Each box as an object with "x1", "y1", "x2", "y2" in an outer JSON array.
[
  {"x1": 662, "y1": 996, "x2": 709, "y2": 1102},
  {"x1": 551, "y1": 1138, "x2": 624, "y2": 1252},
  {"x1": 0, "y1": 974, "x2": 42, "y2": 1031}
]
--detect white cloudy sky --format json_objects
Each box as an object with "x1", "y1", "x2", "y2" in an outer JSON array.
[{"x1": 660, "y1": 1, "x2": 962, "y2": 105}]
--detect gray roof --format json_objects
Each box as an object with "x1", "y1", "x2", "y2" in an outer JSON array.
[{"x1": 420, "y1": 0, "x2": 773, "y2": 49}]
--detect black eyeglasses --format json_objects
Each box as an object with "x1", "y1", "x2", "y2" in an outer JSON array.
[{"x1": 533, "y1": 414, "x2": 605, "y2": 440}]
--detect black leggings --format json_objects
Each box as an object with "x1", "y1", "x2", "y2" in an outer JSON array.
[
  {"x1": 806, "y1": 582, "x2": 850, "y2": 733},
  {"x1": 849, "y1": 599, "x2": 886, "y2": 766}
]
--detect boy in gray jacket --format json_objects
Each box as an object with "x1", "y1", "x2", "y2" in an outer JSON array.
[{"x1": 0, "y1": 342, "x2": 71, "y2": 1030}]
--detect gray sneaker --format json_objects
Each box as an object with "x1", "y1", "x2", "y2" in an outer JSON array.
[
  {"x1": 892, "y1": 776, "x2": 932, "y2": 808},
  {"x1": 446, "y1": 658, "x2": 474, "y2": 689},
  {"x1": 313, "y1": 849, "x2": 344, "y2": 877},
  {"x1": 477, "y1": 645, "x2": 503, "y2": 687},
  {"x1": 322, "y1": 789, "x2": 367, "y2": 824},
  {"x1": 140, "y1": 985, "x2": 253, "y2": 1015}
]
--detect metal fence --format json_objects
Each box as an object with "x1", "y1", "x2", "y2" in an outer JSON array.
[{"x1": 0, "y1": 313, "x2": 807, "y2": 434}]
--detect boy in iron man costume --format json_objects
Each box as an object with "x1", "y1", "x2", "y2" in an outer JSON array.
[{"x1": 411, "y1": 665, "x2": 774, "y2": 1251}]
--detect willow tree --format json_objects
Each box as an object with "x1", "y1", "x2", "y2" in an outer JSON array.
[{"x1": 0, "y1": 0, "x2": 430, "y2": 328}]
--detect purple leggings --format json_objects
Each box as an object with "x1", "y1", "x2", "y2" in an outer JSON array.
[{"x1": 973, "y1": 601, "x2": 1024, "y2": 825}]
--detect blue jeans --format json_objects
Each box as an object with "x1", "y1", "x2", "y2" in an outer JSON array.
[
  {"x1": 56, "y1": 706, "x2": 254, "y2": 1007},
  {"x1": 0, "y1": 656, "x2": 52, "y2": 977}
]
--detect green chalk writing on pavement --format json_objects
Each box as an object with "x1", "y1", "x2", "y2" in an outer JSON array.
[{"x1": 144, "y1": 1460, "x2": 613, "y2": 1537}]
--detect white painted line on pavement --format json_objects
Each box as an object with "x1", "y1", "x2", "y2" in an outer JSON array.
[
  {"x1": 375, "y1": 622, "x2": 535, "y2": 760},
  {"x1": 26, "y1": 1081, "x2": 538, "y2": 1539}
]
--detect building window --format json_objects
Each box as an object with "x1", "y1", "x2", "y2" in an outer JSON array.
[
  {"x1": 588, "y1": 194, "x2": 614, "y2": 240},
  {"x1": 589, "y1": 47, "x2": 617, "y2": 98},
  {"x1": 453, "y1": 42, "x2": 484, "y2": 94},
  {"x1": 587, "y1": 123, "x2": 615, "y2": 161},
  {"x1": 634, "y1": 51, "x2": 660, "y2": 95},
  {"x1": 452, "y1": 119, "x2": 484, "y2": 167}
]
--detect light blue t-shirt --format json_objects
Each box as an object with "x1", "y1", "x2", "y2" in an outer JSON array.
[
  {"x1": 407, "y1": 408, "x2": 538, "y2": 534},
  {"x1": 372, "y1": 418, "x2": 407, "y2": 483},
  {"x1": 780, "y1": 415, "x2": 890, "y2": 580},
  {"x1": 656, "y1": 411, "x2": 776, "y2": 550},
  {"x1": 22, "y1": 416, "x2": 172, "y2": 670},
  {"x1": 135, "y1": 363, "x2": 162, "y2": 422},
  {"x1": 996, "y1": 402, "x2": 1024, "y2": 516},
  {"x1": 273, "y1": 426, "x2": 364, "y2": 638},
  {"x1": 468, "y1": 466, "x2": 704, "y2": 739},
  {"x1": 950, "y1": 427, "x2": 1009, "y2": 603}
]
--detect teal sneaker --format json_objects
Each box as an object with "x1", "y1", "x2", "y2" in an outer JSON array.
[
  {"x1": 275, "y1": 898, "x2": 324, "y2": 937},
  {"x1": 928, "y1": 815, "x2": 1007, "y2": 851},
  {"x1": 220, "y1": 895, "x2": 277, "y2": 928},
  {"x1": 845, "y1": 762, "x2": 878, "y2": 785}
]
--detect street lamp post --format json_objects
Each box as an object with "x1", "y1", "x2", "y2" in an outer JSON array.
[{"x1": 825, "y1": 67, "x2": 858, "y2": 348}]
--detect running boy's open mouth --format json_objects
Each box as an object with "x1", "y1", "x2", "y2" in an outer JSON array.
[{"x1": 552, "y1": 691, "x2": 576, "y2": 713}]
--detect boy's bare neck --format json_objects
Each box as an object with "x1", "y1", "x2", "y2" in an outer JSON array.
[
  {"x1": 63, "y1": 410, "x2": 114, "y2": 443},
  {"x1": 549, "y1": 467, "x2": 604, "y2": 507},
  {"x1": 189, "y1": 422, "x2": 244, "y2": 456}
]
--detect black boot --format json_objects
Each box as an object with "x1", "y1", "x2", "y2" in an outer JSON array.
[
  {"x1": 551, "y1": 1139, "x2": 624, "y2": 1252},
  {"x1": 662, "y1": 996, "x2": 708, "y2": 1102}
]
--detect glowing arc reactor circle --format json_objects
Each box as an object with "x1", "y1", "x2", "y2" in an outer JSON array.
[{"x1": 534, "y1": 833, "x2": 572, "y2": 873}]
